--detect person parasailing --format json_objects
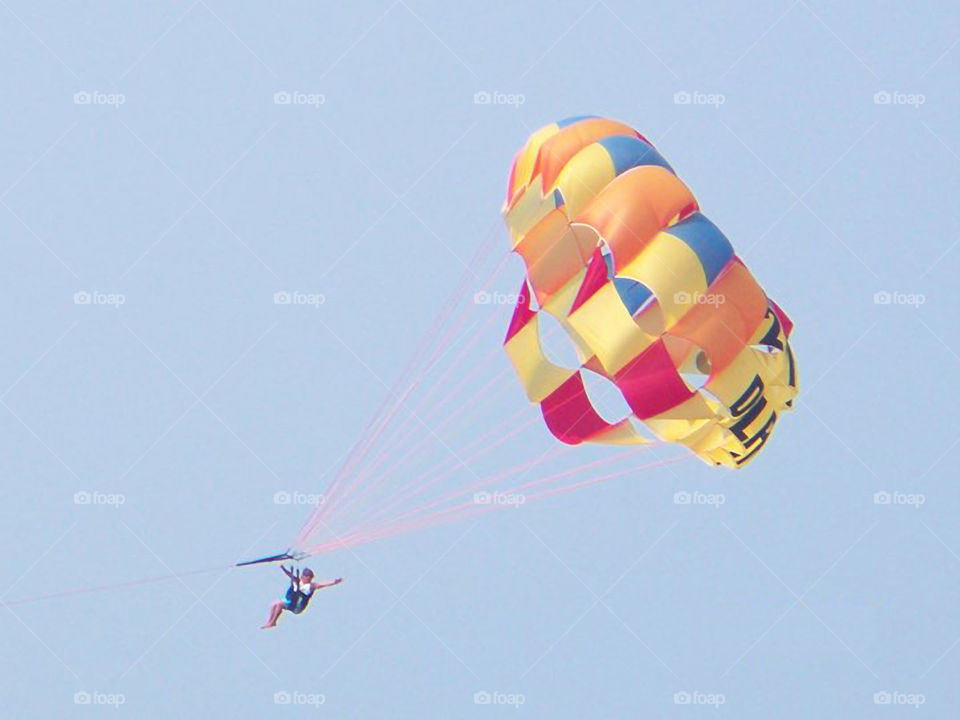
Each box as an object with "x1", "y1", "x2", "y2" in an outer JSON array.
[{"x1": 261, "y1": 565, "x2": 342, "y2": 629}]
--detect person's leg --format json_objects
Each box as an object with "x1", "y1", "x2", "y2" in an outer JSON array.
[{"x1": 261, "y1": 601, "x2": 285, "y2": 628}]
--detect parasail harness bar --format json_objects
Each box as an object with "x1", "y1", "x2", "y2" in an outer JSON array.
[{"x1": 235, "y1": 549, "x2": 309, "y2": 567}]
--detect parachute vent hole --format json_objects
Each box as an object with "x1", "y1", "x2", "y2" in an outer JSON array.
[
  {"x1": 664, "y1": 337, "x2": 712, "y2": 392},
  {"x1": 537, "y1": 311, "x2": 583, "y2": 369},
  {"x1": 597, "y1": 235, "x2": 666, "y2": 336},
  {"x1": 679, "y1": 373, "x2": 709, "y2": 392},
  {"x1": 580, "y1": 369, "x2": 633, "y2": 425}
]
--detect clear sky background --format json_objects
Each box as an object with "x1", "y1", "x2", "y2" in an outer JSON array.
[{"x1": 1, "y1": 1, "x2": 959, "y2": 717}]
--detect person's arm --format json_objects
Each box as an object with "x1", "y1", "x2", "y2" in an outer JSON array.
[
  {"x1": 282, "y1": 566, "x2": 301, "y2": 592},
  {"x1": 312, "y1": 578, "x2": 343, "y2": 590}
]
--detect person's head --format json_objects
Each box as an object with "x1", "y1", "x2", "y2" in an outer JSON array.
[{"x1": 301, "y1": 568, "x2": 314, "y2": 581}]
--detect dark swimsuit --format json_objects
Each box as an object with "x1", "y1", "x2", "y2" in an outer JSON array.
[{"x1": 283, "y1": 581, "x2": 313, "y2": 614}]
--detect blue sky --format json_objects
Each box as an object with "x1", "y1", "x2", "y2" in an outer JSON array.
[{"x1": 1, "y1": 1, "x2": 959, "y2": 717}]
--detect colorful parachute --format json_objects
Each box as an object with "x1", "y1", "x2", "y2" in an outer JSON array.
[{"x1": 502, "y1": 116, "x2": 798, "y2": 468}]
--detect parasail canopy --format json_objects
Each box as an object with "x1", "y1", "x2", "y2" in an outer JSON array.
[{"x1": 502, "y1": 116, "x2": 798, "y2": 468}]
